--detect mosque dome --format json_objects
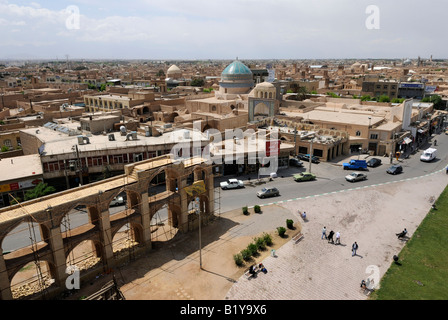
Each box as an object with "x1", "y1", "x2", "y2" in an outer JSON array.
[
  {"x1": 256, "y1": 81, "x2": 275, "y2": 89},
  {"x1": 167, "y1": 65, "x2": 182, "y2": 78},
  {"x1": 221, "y1": 60, "x2": 253, "y2": 81}
]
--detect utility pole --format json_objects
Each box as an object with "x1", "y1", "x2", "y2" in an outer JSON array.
[
  {"x1": 308, "y1": 139, "x2": 313, "y2": 173},
  {"x1": 194, "y1": 197, "x2": 202, "y2": 269},
  {"x1": 73, "y1": 144, "x2": 83, "y2": 186},
  {"x1": 294, "y1": 126, "x2": 297, "y2": 156},
  {"x1": 64, "y1": 160, "x2": 70, "y2": 190}
]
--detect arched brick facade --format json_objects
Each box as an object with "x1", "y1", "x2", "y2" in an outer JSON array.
[{"x1": 0, "y1": 155, "x2": 214, "y2": 300}]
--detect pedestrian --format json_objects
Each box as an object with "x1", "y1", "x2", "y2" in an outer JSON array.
[
  {"x1": 328, "y1": 230, "x2": 334, "y2": 244},
  {"x1": 321, "y1": 226, "x2": 327, "y2": 240},
  {"x1": 352, "y1": 242, "x2": 358, "y2": 256},
  {"x1": 335, "y1": 231, "x2": 341, "y2": 245}
]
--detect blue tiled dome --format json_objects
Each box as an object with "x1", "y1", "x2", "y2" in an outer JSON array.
[{"x1": 221, "y1": 60, "x2": 253, "y2": 81}]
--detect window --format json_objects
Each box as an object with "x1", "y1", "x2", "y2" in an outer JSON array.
[
  {"x1": 92, "y1": 157, "x2": 103, "y2": 167},
  {"x1": 48, "y1": 162, "x2": 60, "y2": 172},
  {"x1": 112, "y1": 155, "x2": 124, "y2": 164},
  {"x1": 314, "y1": 149, "x2": 323, "y2": 157},
  {"x1": 370, "y1": 133, "x2": 379, "y2": 140},
  {"x1": 356, "y1": 131, "x2": 361, "y2": 136},
  {"x1": 3, "y1": 139, "x2": 12, "y2": 148}
]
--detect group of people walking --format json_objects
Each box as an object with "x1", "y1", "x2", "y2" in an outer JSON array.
[
  {"x1": 322, "y1": 226, "x2": 358, "y2": 256},
  {"x1": 321, "y1": 226, "x2": 341, "y2": 245}
]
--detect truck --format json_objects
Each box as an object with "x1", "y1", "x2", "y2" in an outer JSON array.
[
  {"x1": 420, "y1": 148, "x2": 437, "y2": 162},
  {"x1": 343, "y1": 159, "x2": 368, "y2": 170}
]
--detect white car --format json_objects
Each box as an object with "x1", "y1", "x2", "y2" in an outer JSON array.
[
  {"x1": 220, "y1": 178, "x2": 244, "y2": 190},
  {"x1": 345, "y1": 172, "x2": 367, "y2": 182},
  {"x1": 110, "y1": 196, "x2": 125, "y2": 206}
]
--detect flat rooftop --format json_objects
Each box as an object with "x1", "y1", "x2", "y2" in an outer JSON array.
[
  {"x1": 20, "y1": 126, "x2": 209, "y2": 156},
  {"x1": 0, "y1": 154, "x2": 43, "y2": 182},
  {"x1": 299, "y1": 110, "x2": 384, "y2": 126}
]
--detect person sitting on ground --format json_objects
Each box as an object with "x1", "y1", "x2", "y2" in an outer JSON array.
[
  {"x1": 259, "y1": 263, "x2": 267, "y2": 274},
  {"x1": 249, "y1": 265, "x2": 257, "y2": 275},
  {"x1": 396, "y1": 228, "x2": 407, "y2": 238},
  {"x1": 360, "y1": 280, "x2": 367, "y2": 290}
]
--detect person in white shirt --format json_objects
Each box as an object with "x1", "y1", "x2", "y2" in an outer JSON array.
[{"x1": 335, "y1": 231, "x2": 341, "y2": 245}]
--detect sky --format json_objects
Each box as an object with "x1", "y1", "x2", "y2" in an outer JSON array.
[{"x1": 0, "y1": 0, "x2": 446, "y2": 61}]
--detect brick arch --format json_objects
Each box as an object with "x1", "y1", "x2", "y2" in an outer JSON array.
[
  {"x1": 65, "y1": 238, "x2": 104, "y2": 267},
  {"x1": 8, "y1": 259, "x2": 57, "y2": 296}
]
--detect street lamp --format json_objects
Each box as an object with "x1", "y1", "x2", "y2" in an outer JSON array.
[
  {"x1": 71, "y1": 145, "x2": 83, "y2": 186},
  {"x1": 309, "y1": 138, "x2": 314, "y2": 173},
  {"x1": 301, "y1": 131, "x2": 316, "y2": 173},
  {"x1": 194, "y1": 197, "x2": 202, "y2": 269}
]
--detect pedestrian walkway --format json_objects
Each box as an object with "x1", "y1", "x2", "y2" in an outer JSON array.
[{"x1": 225, "y1": 170, "x2": 447, "y2": 300}]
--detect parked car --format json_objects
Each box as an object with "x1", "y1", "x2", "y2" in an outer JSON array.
[
  {"x1": 298, "y1": 154, "x2": 320, "y2": 163},
  {"x1": 343, "y1": 159, "x2": 368, "y2": 170},
  {"x1": 387, "y1": 165, "x2": 403, "y2": 175},
  {"x1": 220, "y1": 178, "x2": 244, "y2": 190},
  {"x1": 293, "y1": 172, "x2": 316, "y2": 182},
  {"x1": 110, "y1": 196, "x2": 125, "y2": 206},
  {"x1": 256, "y1": 187, "x2": 280, "y2": 199},
  {"x1": 367, "y1": 158, "x2": 382, "y2": 168},
  {"x1": 345, "y1": 172, "x2": 367, "y2": 182},
  {"x1": 289, "y1": 158, "x2": 304, "y2": 167}
]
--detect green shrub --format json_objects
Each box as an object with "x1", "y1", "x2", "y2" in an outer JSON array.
[
  {"x1": 233, "y1": 253, "x2": 243, "y2": 266},
  {"x1": 255, "y1": 237, "x2": 266, "y2": 251},
  {"x1": 277, "y1": 226, "x2": 286, "y2": 237},
  {"x1": 247, "y1": 243, "x2": 258, "y2": 256},
  {"x1": 263, "y1": 233, "x2": 273, "y2": 246},
  {"x1": 286, "y1": 219, "x2": 294, "y2": 229},
  {"x1": 254, "y1": 205, "x2": 261, "y2": 213},
  {"x1": 240, "y1": 248, "x2": 252, "y2": 261},
  {"x1": 242, "y1": 206, "x2": 249, "y2": 215}
]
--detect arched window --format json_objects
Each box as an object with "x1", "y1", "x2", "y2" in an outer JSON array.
[
  {"x1": 356, "y1": 131, "x2": 361, "y2": 136},
  {"x1": 211, "y1": 105, "x2": 217, "y2": 112}
]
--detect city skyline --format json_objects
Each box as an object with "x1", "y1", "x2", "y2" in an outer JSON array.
[{"x1": 0, "y1": 0, "x2": 446, "y2": 61}]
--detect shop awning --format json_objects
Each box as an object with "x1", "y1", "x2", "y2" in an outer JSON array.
[{"x1": 403, "y1": 137, "x2": 413, "y2": 145}]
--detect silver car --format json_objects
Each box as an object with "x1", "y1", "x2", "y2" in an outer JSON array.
[
  {"x1": 345, "y1": 172, "x2": 367, "y2": 182},
  {"x1": 256, "y1": 187, "x2": 280, "y2": 199}
]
